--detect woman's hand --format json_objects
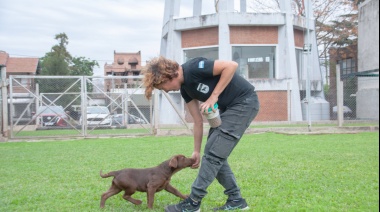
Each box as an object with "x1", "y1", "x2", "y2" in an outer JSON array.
[
  {"x1": 191, "y1": 151, "x2": 201, "y2": 169},
  {"x1": 199, "y1": 60, "x2": 238, "y2": 113},
  {"x1": 200, "y1": 96, "x2": 218, "y2": 114}
]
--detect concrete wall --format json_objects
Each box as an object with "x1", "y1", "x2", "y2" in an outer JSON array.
[
  {"x1": 358, "y1": 0, "x2": 379, "y2": 75},
  {"x1": 357, "y1": 0, "x2": 379, "y2": 120},
  {"x1": 160, "y1": 0, "x2": 326, "y2": 123},
  {"x1": 357, "y1": 89, "x2": 379, "y2": 120}
]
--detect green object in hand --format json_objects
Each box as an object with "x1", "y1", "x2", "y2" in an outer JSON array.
[{"x1": 207, "y1": 103, "x2": 218, "y2": 113}]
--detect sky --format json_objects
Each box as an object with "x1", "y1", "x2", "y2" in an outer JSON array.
[
  {"x1": 0, "y1": 0, "x2": 193, "y2": 76},
  {"x1": 0, "y1": 0, "x2": 281, "y2": 76}
]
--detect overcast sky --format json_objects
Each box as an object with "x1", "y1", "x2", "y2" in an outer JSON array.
[
  {"x1": 0, "y1": 0, "x2": 196, "y2": 76},
  {"x1": 0, "y1": 0, "x2": 277, "y2": 76}
]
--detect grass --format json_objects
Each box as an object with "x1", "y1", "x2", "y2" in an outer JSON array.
[
  {"x1": 14, "y1": 128, "x2": 151, "y2": 137},
  {"x1": 251, "y1": 122, "x2": 379, "y2": 128},
  {"x1": 12, "y1": 121, "x2": 378, "y2": 138},
  {"x1": 0, "y1": 132, "x2": 378, "y2": 211}
]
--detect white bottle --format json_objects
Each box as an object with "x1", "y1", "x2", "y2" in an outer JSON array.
[{"x1": 205, "y1": 103, "x2": 222, "y2": 128}]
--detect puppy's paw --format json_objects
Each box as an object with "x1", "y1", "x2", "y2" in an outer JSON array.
[{"x1": 135, "y1": 200, "x2": 142, "y2": 205}]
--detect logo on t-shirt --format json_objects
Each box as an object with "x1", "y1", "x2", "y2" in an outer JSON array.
[
  {"x1": 197, "y1": 83, "x2": 209, "y2": 94},
  {"x1": 198, "y1": 61, "x2": 205, "y2": 69}
]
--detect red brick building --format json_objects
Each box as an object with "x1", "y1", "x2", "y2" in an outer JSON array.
[
  {"x1": 0, "y1": 50, "x2": 40, "y2": 122},
  {"x1": 104, "y1": 51, "x2": 142, "y2": 91},
  {"x1": 0, "y1": 51, "x2": 40, "y2": 93}
]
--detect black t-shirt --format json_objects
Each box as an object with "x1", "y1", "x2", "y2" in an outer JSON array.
[{"x1": 180, "y1": 57, "x2": 255, "y2": 110}]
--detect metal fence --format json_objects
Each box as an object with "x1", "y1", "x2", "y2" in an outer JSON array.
[
  {"x1": 7, "y1": 75, "x2": 154, "y2": 139},
  {"x1": 327, "y1": 66, "x2": 379, "y2": 125},
  {"x1": 1, "y1": 69, "x2": 378, "y2": 140}
]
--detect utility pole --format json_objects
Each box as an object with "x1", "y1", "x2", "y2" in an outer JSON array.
[
  {"x1": 305, "y1": 0, "x2": 312, "y2": 131},
  {"x1": 324, "y1": 42, "x2": 329, "y2": 86},
  {"x1": 1, "y1": 65, "x2": 8, "y2": 138}
]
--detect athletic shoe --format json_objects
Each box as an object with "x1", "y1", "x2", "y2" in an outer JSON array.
[
  {"x1": 213, "y1": 198, "x2": 249, "y2": 211},
  {"x1": 165, "y1": 197, "x2": 201, "y2": 212}
]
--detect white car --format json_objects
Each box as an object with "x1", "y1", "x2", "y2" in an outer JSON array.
[
  {"x1": 81, "y1": 106, "x2": 112, "y2": 127},
  {"x1": 129, "y1": 114, "x2": 146, "y2": 124},
  {"x1": 111, "y1": 114, "x2": 146, "y2": 126},
  {"x1": 332, "y1": 105, "x2": 353, "y2": 119}
]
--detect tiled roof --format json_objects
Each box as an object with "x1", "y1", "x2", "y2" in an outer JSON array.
[
  {"x1": 0, "y1": 51, "x2": 39, "y2": 73},
  {"x1": 6, "y1": 57, "x2": 39, "y2": 73}
]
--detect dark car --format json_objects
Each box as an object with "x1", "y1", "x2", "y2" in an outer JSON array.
[{"x1": 32, "y1": 106, "x2": 69, "y2": 127}]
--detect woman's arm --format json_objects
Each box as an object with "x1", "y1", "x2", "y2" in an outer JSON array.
[
  {"x1": 199, "y1": 60, "x2": 238, "y2": 112},
  {"x1": 186, "y1": 99, "x2": 204, "y2": 169}
]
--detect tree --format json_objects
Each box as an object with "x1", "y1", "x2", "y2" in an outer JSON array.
[
  {"x1": 41, "y1": 33, "x2": 98, "y2": 76},
  {"x1": 249, "y1": 0, "x2": 361, "y2": 57},
  {"x1": 40, "y1": 33, "x2": 71, "y2": 76},
  {"x1": 70, "y1": 56, "x2": 99, "y2": 92},
  {"x1": 70, "y1": 56, "x2": 98, "y2": 76},
  {"x1": 313, "y1": 0, "x2": 362, "y2": 57},
  {"x1": 38, "y1": 33, "x2": 99, "y2": 107},
  {"x1": 214, "y1": 0, "x2": 219, "y2": 12}
]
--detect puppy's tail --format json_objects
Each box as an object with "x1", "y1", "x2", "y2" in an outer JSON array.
[{"x1": 100, "y1": 170, "x2": 117, "y2": 178}]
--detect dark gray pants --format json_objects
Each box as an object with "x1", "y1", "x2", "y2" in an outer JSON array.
[{"x1": 190, "y1": 92, "x2": 260, "y2": 202}]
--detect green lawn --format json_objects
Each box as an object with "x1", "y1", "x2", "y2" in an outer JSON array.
[
  {"x1": 14, "y1": 127, "x2": 151, "y2": 137},
  {"x1": 0, "y1": 132, "x2": 378, "y2": 211}
]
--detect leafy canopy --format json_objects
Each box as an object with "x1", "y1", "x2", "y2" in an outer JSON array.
[{"x1": 40, "y1": 32, "x2": 99, "y2": 76}]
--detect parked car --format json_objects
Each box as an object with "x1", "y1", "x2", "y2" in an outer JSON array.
[
  {"x1": 81, "y1": 106, "x2": 112, "y2": 127},
  {"x1": 332, "y1": 105, "x2": 353, "y2": 119},
  {"x1": 111, "y1": 114, "x2": 146, "y2": 126},
  {"x1": 129, "y1": 114, "x2": 146, "y2": 124},
  {"x1": 68, "y1": 105, "x2": 81, "y2": 121},
  {"x1": 111, "y1": 114, "x2": 124, "y2": 126},
  {"x1": 44, "y1": 116, "x2": 67, "y2": 127},
  {"x1": 32, "y1": 106, "x2": 68, "y2": 127}
]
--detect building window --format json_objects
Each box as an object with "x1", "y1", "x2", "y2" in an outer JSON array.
[
  {"x1": 339, "y1": 58, "x2": 356, "y2": 76},
  {"x1": 295, "y1": 48, "x2": 304, "y2": 80},
  {"x1": 183, "y1": 47, "x2": 219, "y2": 62},
  {"x1": 232, "y1": 46, "x2": 276, "y2": 79}
]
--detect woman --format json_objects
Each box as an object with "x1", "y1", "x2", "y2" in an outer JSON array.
[{"x1": 143, "y1": 56, "x2": 259, "y2": 211}]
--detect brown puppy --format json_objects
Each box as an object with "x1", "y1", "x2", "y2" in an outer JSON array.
[{"x1": 100, "y1": 154, "x2": 194, "y2": 209}]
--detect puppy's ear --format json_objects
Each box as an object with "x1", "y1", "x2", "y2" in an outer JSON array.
[{"x1": 169, "y1": 156, "x2": 178, "y2": 168}]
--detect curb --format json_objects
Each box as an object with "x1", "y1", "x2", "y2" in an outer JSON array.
[{"x1": 248, "y1": 126, "x2": 379, "y2": 135}]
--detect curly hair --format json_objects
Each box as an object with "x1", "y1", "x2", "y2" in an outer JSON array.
[{"x1": 142, "y1": 56, "x2": 179, "y2": 100}]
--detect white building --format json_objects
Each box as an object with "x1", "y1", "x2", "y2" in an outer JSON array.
[
  {"x1": 158, "y1": 0, "x2": 328, "y2": 124},
  {"x1": 357, "y1": 0, "x2": 379, "y2": 120}
]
